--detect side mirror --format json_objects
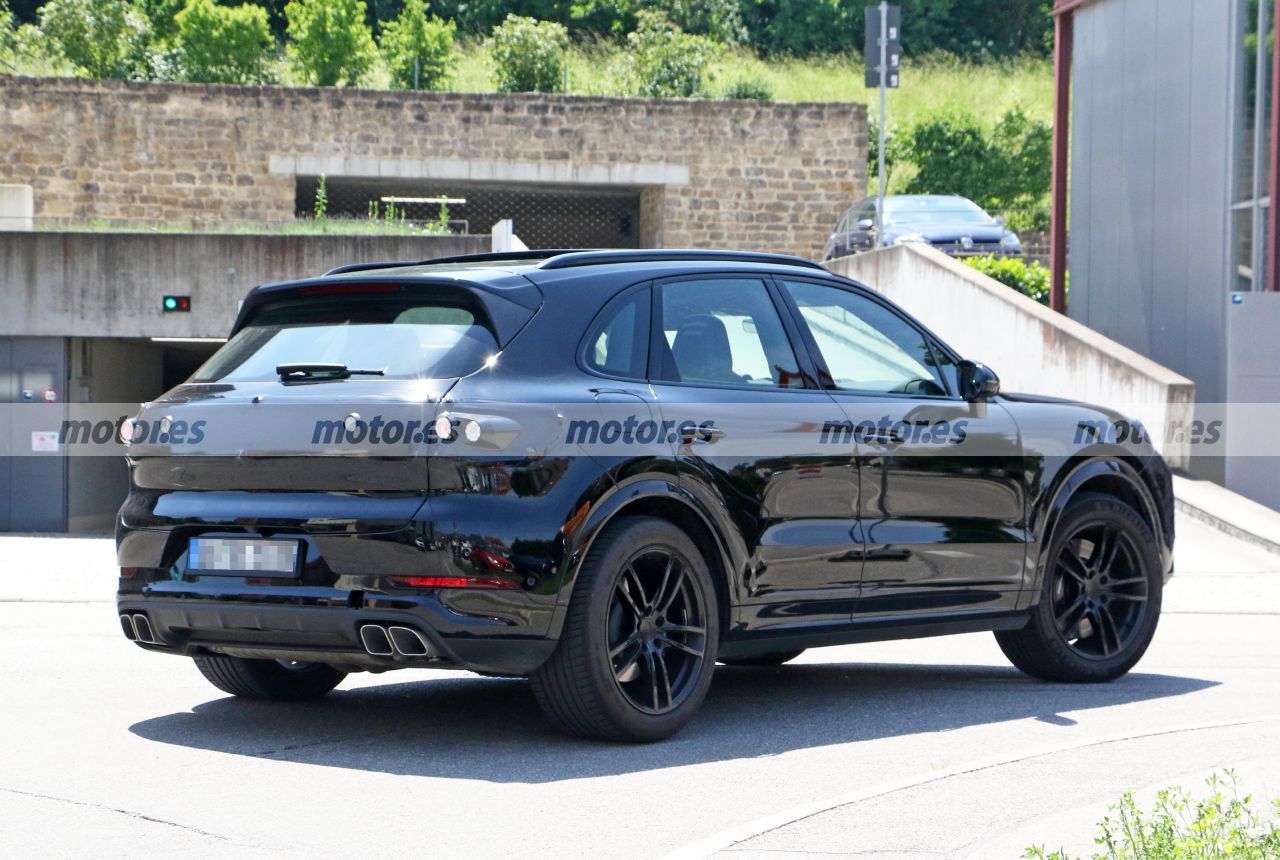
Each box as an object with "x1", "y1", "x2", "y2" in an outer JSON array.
[
  {"x1": 995, "y1": 216, "x2": 1007, "y2": 227},
  {"x1": 957, "y1": 360, "x2": 1000, "y2": 401},
  {"x1": 855, "y1": 218, "x2": 875, "y2": 230}
]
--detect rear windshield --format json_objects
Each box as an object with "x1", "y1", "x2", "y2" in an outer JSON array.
[{"x1": 192, "y1": 298, "x2": 499, "y2": 382}]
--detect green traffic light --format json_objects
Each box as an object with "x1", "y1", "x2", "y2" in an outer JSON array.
[{"x1": 164, "y1": 297, "x2": 177, "y2": 310}]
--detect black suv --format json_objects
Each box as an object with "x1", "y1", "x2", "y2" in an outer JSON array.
[{"x1": 117, "y1": 249, "x2": 1173, "y2": 742}]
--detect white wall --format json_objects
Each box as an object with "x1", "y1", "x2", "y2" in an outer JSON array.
[
  {"x1": 0, "y1": 185, "x2": 33, "y2": 231},
  {"x1": 826, "y1": 244, "x2": 1197, "y2": 468}
]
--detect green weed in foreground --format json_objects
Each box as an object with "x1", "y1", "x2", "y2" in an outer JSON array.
[{"x1": 1025, "y1": 771, "x2": 1280, "y2": 860}]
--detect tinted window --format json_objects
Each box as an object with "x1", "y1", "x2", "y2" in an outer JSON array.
[
  {"x1": 655, "y1": 278, "x2": 804, "y2": 388},
  {"x1": 782, "y1": 281, "x2": 949, "y2": 396},
  {"x1": 583, "y1": 287, "x2": 650, "y2": 379},
  {"x1": 193, "y1": 298, "x2": 498, "y2": 382}
]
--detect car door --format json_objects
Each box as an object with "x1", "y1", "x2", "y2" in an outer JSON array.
[
  {"x1": 776, "y1": 277, "x2": 1029, "y2": 618},
  {"x1": 849, "y1": 200, "x2": 878, "y2": 253},
  {"x1": 646, "y1": 274, "x2": 864, "y2": 631}
]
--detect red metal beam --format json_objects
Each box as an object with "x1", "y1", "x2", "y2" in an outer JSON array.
[
  {"x1": 1049, "y1": 8, "x2": 1073, "y2": 313},
  {"x1": 1052, "y1": 0, "x2": 1097, "y2": 14},
  {"x1": 1269, "y1": 0, "x2": 1280, "y2": 291}
]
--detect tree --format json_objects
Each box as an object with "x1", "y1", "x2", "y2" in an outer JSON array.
[
  {"x1": 39, "y1": 0, "x2": 151, "y2": 79},
  {"x1": 900, "y1": 107, "x2": 1051, "y2": 229},
  {"x1": 0, "y1": 1, "x2": 15, "y2": 61},
  {"x1": 284, "y1": 0, "x2": 376, "y2": 87},
  {"x1": 174, "y1": 0, "x2": 274, "y2": 84},
  {"x1": 488, "y1": 14, "x2": 567, "y2": 94},
  {"x1": 380, "y1": 0, "x2": 455, "y2": 90},
  {"x1": 625, "y1": 10, "x2": 716, "y2": 98}
]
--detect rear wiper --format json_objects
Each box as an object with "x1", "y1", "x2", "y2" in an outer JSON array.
[{"x1": 276, "y1": 363, "x2": 387, "y2": 381}]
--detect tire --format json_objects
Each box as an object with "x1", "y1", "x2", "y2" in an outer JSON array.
[
  {"x1": 193, "y1": 654, "x2": 346, "y2": 700},
  {"x1": 531, "y1": 516, "x2": 719, "y2": 742},
  {"x1": 996, "y1": 492, "x2": 1162, "y2": 683},
  {"x1": 719, "y1": 649, "x2": 805, "y2": 667}
]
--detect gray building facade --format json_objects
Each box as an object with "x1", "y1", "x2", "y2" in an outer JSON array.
[{"x1": 1061, "y1": 0, "x2": 1280, "y2": 504}]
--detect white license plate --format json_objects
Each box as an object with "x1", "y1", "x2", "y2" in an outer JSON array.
[{"x1": 188, "y1": 538, "x2": 300, "y2": 576}]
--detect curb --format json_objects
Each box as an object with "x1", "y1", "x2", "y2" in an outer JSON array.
[
  {"x1": 1175, "y1": 496, "x2": 1280, "y2": 557},
  {"x1": 659, "y1": 715, "x2": 1280, "y2": 860}
]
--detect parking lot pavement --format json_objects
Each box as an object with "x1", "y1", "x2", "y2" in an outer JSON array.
[{"x1": 2, "y1": 512, "x2": 1278, "y2": 859}]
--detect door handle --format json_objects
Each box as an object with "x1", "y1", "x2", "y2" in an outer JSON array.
[
  {"x1": 862, "y1": 428, "x2": 904, "y2": 446},
  {"x1": 680, "y1": 425, "x2": 725, "y2": 444}
]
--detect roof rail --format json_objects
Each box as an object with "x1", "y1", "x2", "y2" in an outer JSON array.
[
  {"x1": 323, "y1": 248, "x2": 826, "y2": 277},
  {"x1": 536, "y1": 249, "x2": 827, "y2": 271},
  {"x1": 324, "y1": 250, "x2": 595, "y2": 276}
]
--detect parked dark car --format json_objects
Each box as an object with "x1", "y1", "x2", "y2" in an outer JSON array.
[
  {"x1": 824, "y1": 194, "x2": 1023, "y2": 260},
  {"x1": 117, "y1": 249, "x2": 1172, "y2": 742}
]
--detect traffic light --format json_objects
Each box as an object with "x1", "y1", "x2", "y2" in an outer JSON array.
[{"x1": 162, "y1": 295, "x2": 191, "y2": 313}]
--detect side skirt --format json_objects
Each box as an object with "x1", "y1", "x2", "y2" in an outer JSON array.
[{"x1": 717, "y1": 610, "x2": 1031, "y2": 660}]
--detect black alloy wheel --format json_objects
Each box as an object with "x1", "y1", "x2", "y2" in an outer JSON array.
[
  {"x1": 531, "y1": 516, "x2": 719, "y2": 742},
  {"x1": 1050, "y1": 521, "x2": 1151, "y2": 659},
  {"x1": 607, "y1": 549, "x2": 709, "y2": 715},
  {"x1": 996, "y1": 492, "x2": 1162, "y2": 683}
]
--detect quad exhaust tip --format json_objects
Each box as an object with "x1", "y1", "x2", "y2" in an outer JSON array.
[
  {"x1": 358, "y1": 624, "x2": 394, "y2": 656},
  {"x1": 121, "y1": 613, "x2": 156, "y2": 644},
  {"x1": 387, "y1": 626, "x2": 430, "y2": 657},
  {"x1": 359, "y1": 624, "x2": 432, "y2": 658}
]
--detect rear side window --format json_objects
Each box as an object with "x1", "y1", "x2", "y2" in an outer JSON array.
[
  {"x1": 582, "y1": 287, "x2": 650, "y2": 380},
  {"x1": 192, "y1": 297, "x2": 499, "y2": 382},
  {"x1": 654, "y1": 278, "x2": 805, "y2": 388}
]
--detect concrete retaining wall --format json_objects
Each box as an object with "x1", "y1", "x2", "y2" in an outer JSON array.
[
  {"x1": 826, "y1": 244, "x2": 1197, "y2": 468},
  {"x1": 0, "y1": 231, "x2": 485, "y2": 339}
]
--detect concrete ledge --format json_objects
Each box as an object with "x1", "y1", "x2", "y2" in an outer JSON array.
[
  {"x1": 269, "y1": 154, "x2": 691, "y2": 186},
  {"x1": 826, "y1": 245, "x2": 1196, "y2": 467},
  {"x1": 1174, "y1": 474, "x2": 1280, "y2": 556}
]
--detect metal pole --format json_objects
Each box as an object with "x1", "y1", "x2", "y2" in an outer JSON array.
[
  {"x1": 414, "y1": 56, "x2": 420, "y2": 90},
  {"x1": 876, "y1": 1, "x2": 888, "y2": 248},
  {"x1": 1269, "y1": 0, "x2": 1280, "y2": 291},
  {"x1": 1048, "y1": 6, "x2": 1072, "y2": 314},
  {"x1": 1251, "y1": 0, "x2": 1270, "y2": 290}
]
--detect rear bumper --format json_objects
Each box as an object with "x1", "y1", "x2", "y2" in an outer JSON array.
[{"x1": 116, "y1": 590, "x2": 557, "y2": 676}]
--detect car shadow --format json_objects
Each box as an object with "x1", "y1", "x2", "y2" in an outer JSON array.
[{"x1": 128, "y1": 661, "x2": 1217, "y2": 783}]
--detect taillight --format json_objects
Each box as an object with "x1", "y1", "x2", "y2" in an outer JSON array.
[
  {"x1": 119, "y1": 567, "x2": 138, "y2": 578},
  {"x1": 388, "y1": 575, "x2": 517, "y2": 590}
]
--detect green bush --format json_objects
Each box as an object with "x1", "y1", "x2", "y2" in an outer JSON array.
[
  {"x1": 380, "y1": 0, "x2": 456, "y2": 90},
  {"x1": 488, "y1": 14, "x2": 567, "y2": 94},
  {"x1": 963, "y1": 254, "x2": 1051, "y2": 305},
  {"x1": 1025, "y1": 771, "x2": 1280, "y2": 860},
  {"x1": 173, "y1": 0, "x2": 274, "y2": 84},
  {"x1": 143, "y1": 0, "x2": 186, "y2": 45},
  {"x1": 284, "y1": 0, "x2": 376, "y2": 87},
  {"x1": 901, "y1": 106, "x2": 1051, "y2": 216},
  {"x1": 721, "y1": 75, "x2": 772, "y2": 100},
  {"x1": 626, "y1": 10, "x2": 716, "y2": 98},
  {"x1": 0, "y1": 1, "x2": 14, "y2": 56},
  {"x1": 39, "y1": 0, "x2": 151, "y2": 79}
]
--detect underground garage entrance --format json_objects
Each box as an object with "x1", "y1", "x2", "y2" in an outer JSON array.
[{"x1": 295, "y1": 177, "x2": 646, "y2": 249}]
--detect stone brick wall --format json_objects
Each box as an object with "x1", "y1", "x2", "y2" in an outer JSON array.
[{"x1": 0, "y1": 75, "x2": 865, "y2": 259}]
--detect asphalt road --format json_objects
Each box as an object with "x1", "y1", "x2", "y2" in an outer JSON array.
[{"x1": 2, "y1": 513, "x2": 1278, "y2": 859}]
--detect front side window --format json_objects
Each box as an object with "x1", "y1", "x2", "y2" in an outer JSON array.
[
  {"x1": 193, "y1": 297, "x2": 498, "y2": 382},
  {"x1": 655, "y1": 278, "x2": 804, "y2": 388},
  {"x1": 782, "y1": 280, "x2": 949, "y2": 396}
]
